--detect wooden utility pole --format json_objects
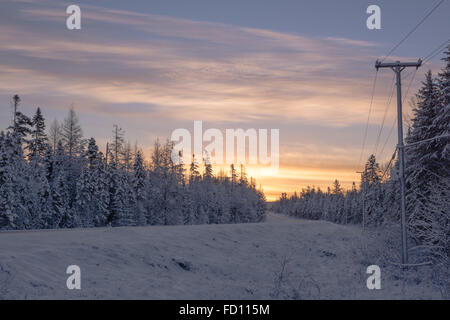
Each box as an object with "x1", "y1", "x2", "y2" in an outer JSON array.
[
  {"x1": 12, "y1": 94, "x2": 20, "y2": 130},
  {"x1": 356, "y1": 171, "x2": 365, "y2": 231},
  {"x1": 375, "y1": 59, "x2": 422, "y2": 265},
  {"x1": 105, "y1": 142, "x2": 109, "y2": 165}
]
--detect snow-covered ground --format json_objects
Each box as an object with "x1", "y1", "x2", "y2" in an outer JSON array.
[{"x1": 0, "y1": 213, "x2": 444, "y2": 299}]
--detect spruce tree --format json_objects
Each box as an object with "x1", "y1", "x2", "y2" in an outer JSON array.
[
  {"x1": 8, "y1": 95, "x2": 32, "y2": 143},
  {"x1": 0, "y1": 132, "x2": 31, "y2": 229},
  {"x1": 435, "y1": 45, "x2": 450, "y2": 169},
  {"x1": 189, "y1": 154, "x2": 200, "y2": 183},
  {"x1": 406, "y1": 70, "x2": 440, "y2": 195},
  {"x1": 27, "y1": 107, "x2": 48, "y2": 160},
  {"x1": 132, "y1": 150, "x2": 147, "y2": 225},
  {"x1": 362, "y1": 155, "x2": 383, "y2": 226}
]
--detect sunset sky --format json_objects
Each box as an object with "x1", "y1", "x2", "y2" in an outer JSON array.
[{"x1": 1, "y1": 0, "x2": 449, "y2": 200}]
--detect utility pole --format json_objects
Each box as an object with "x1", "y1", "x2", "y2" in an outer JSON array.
[
  {"x1": 105, "y1": 142, "x2": 109, "y2": 165},
  {"x1": 12, "y1": 94, "x2": 20, "y2": 131},
  {"x1": 375, "y1": 59, "x2": 422, "y2": 265},
  {"x1": 356, "y1": 171, "x2": 365, "y2": 231}
]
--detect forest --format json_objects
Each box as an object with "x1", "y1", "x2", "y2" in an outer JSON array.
[{"x1": 0, "y1": 103, "x2": 266, "y2": 230}]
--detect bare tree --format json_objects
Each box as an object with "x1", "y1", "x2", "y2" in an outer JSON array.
[
  {"x1": 48, "y1": 119, "x2": 61, "y2": 153},
  {"x1": 110, "y1": 124, "x2": 125, "y2": 166},
  {"x1": 61, "y1": 106, "x2": 85, "y2": 158}
]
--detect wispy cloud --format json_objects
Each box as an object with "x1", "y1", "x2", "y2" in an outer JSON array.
[
  {"x1": 1, "y1": 4, "x2": 390, "y2": 124},
  {"x1": 324, "y1": 37, "x2": 378, "y2": 47}
]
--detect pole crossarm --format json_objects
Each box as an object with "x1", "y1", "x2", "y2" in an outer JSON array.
[{"x1": 375, "y1": 59, "x2": 422, "y2": 70}]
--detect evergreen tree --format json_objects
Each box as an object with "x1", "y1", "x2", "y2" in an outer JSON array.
[
  {"x1": 110, "y1": 125, "x2": 125, "y2": 168},
  {"x1": 406, "y1": 70, "x2": 440, "y2": 193},
  {"x1": 332, "y1": 179, "x2": 343, "y2": 195},
  {"x1": 51, "y1": 141, "x2": 72, "y2": 228},
  {"x1": 0, "y1": 132, "x2": 31, "y2": 229},
  {"x1": 189, "y1": 154, "x2": 200, "y2": 183},
  {"x1": 230, "y1": 164, "x2": 237, "y2": 186},
  {"x1": 75, "y1": 138, "x2": 105, "y2": 227},
  {"x1": 362, "y1": 155, "x2": 383, "y2": 226},
  {"x1": 28, "y1": 162, "x2": 53, "y2": 229},
  {"x1": 132, "y1": 150, "x2": 147, "y2": 225},
  {"x1": 122, "y1": 141, "x2": 133, "y2": 171},
  {"x1": 106, "y1": 158, "x2": 124, "y2": 226},
  {"x1": 435, "y1": 45, "x2": 450, "y2": 167},
  {"x1": 27, "y1": 107, "x2": 48, "y2": 160},
  {"x1": 203, "y1": 153, "x2": 213, "y2": 180},
  {"x1": 43, "y1": 146, "x2": 54, "y2": 181},
  {"x1": 8, "y1": 95, "x2": 32, "y2": 141},
  {"x1": 405, "y1": 71, "x2": 441, "y2": 239}
]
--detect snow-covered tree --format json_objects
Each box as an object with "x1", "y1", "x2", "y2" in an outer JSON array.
[
  {"x1": 8, "y1": 95, "x2": 32, "y2": 142},
  {"x1": 110, "y1": 125, "x2": 125, "y2": 168},
  {"x1": 361, "y1": 155, "x2": 383, "y2": 226},
  {"x1": 75, "y1": 138, "x2": 109, "y2": 227},
  {"x1": 50, "y1": 140, "x2": 73, "y2": 228},
  {"x1": 203, "y1": 152, "x2": 213, "y2": 180},
  {"x1": 434, "y1": 45, "x2": 450, "y2": 169},
  {"x1": 189, "y1": 154, "x2": 200, "y2": 183},
  {"x1": 0, "y1": 104, "x2": 266, "y2": 231},
  {"x1": 0, "y1": 132, "x2": 31, "y2": 229},
  {"x1": 132, "y1": 150, "x2": 147, "y2": 225},
  {"x1": 27, "y1": 107, "x2": 48, "y2": 160}
]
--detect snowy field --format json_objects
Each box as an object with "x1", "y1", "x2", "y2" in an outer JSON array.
[{"x1": 0, "y1": 213, "x2": 445, "y2": 299}]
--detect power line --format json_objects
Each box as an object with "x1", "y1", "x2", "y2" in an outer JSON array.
[
  {"x1": 378, "y1": 69, "x2": 417, "y2": 161},
  {"x1": 398, "y1": 38, "x2": 449, "y2": 83},
  {"x1": 404, "y1": 134, "x2": 450, "y2": 148},
  {"x1": 423, "y1": 38, "x2": 450, "y2": 62},
  {"x1": 372, "y1": 0, "x2": 447, "y2": 166},
  {"x1": 381, "y1": 148, "x2": 398, "y2": 181},
  {"x1": 380, "y1": 0, "x2": 445, "y2": 62},
  {"x1": 357, "y1": 70, "x2": 378, "y2": 170},
  {"x1": 394, "y1": 39, "x2": 450, "y2": 148},
  {"x1": 374, "y1": 74, "x2": 396, "y2": 156},
  {"x1": 379, "y1": 117, "x2": 396, "y2": 162},
  {"x1": 360, "y1": 1, "x2": 447, "y2": 172},
  {"x1": 380, "y1": 127, "x2": 449, "y2": 178},
  {"x1": 378, "y1": 36, "x2": 448, "y2": 163},
  {"x1": 400, "y1": 69, "x2": 418, "y2": 134}
]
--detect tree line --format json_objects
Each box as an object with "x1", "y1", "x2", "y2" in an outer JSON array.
[
  {"x1": 274, "y1": 46, "x2": 450, "y2": 259},
  {"x1": 0, "y1": 101, "x2": 266, "y2": 230}
]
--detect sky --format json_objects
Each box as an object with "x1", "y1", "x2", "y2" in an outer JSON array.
[{"x1": 1, "y1": 0, "x2": 449, "y2": 200}]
